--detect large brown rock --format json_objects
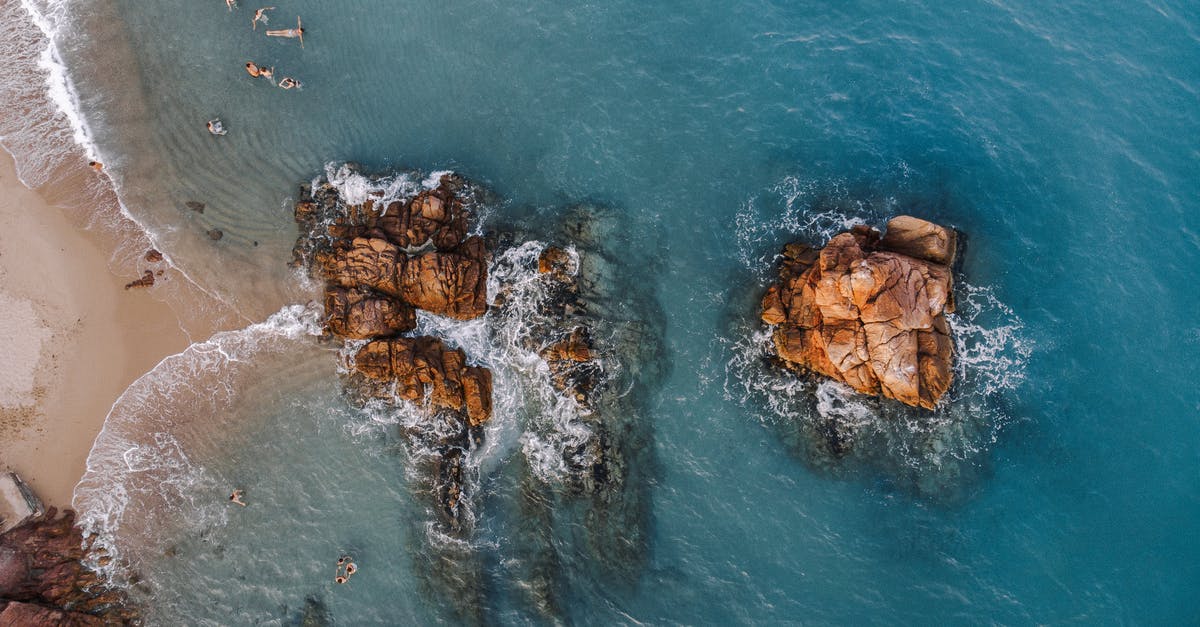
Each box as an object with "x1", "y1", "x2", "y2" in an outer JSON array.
[
  {"x1": 352, "y1": 336, "x2": 493, "y2": 427},
  {"x1": 761, "y1": 217, "x2": 956, "y2": 409},
  {"x1": 319, "y1": 236, "x2": 488, "y2": 320},
  {"x1": 0, "y1": 509, "x2": 136, "y2": 624},
  {"x1": 877, "y1": 215, "x2": 958, "y2": 266},
  {"x1": 323, "y1": 287, "x2": 416, "y2": 339},
  {"x1": 0, "y1": 601, "x2": 106, "y2": 626}
]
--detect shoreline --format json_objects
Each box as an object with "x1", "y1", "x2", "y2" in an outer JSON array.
[{"x1": 0, "y1": 148, "x2": 188, "y2": 507}]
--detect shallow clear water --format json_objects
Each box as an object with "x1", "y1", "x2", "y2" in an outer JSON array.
[{"x1": 11, "y1": 0, "x2": 1200, "y2": 622}]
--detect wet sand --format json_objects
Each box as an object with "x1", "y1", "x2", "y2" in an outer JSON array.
[{"x1": 0, "y1": 149, "x2": 187, "y2": 507}]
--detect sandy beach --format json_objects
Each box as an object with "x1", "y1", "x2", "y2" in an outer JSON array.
[{"x1": 0, "y1": 149, "x2": 187, "y2": 507}]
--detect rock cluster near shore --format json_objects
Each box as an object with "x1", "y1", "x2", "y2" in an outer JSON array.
[
  {"x1": 761, "y1": 216, "x2": 958, "y2": 409},
  {"x1": 294, "y1": 173, "x2": 494, "y2": 531},
  {"x1": 0, "y1": 508, "x2": 137, "y2": 625}
]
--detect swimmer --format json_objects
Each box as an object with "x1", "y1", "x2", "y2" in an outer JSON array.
[
  {"x1": 225, "y1": 0, "x2": 236, "y2": 11},
  {"x1": 265, "y1": 16, "x2": 304, "y2": 47},
  {"x1": 252, "y1": 6, "x2": 275, "y2": 30},
  {"x1": 335, "y1": 575, "x2": 346, "y2": 584},
  {"x1": 345, "y1": 563, "x2": 357, "y2": 578},
  {"x1": 88, "y1": 160, "x2": 103, "y2": 172},
  {"x1": 278, "y1": 77, "x2": 300, "y2": 90},
  {"x1": 229, "y1": 489, "x2": 246, "y2": 506},
  {"x1": 245, "y1": 61, "x2": 261, "y2": 77},
  {"x1": 207, "y1": 119, "x2": 228, "y2": 135},
  {"x1": 259, "y1": 66, "x2": 274, "y2": 82}
]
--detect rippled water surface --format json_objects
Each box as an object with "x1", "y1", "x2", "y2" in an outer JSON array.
[{"x1": 8, "y1": 0, "x2": 1199, "y2": 622}]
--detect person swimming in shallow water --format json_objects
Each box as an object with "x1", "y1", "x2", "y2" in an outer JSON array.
[{"x1": 229, "y1": 489, "x2": 246, "y2": 506}]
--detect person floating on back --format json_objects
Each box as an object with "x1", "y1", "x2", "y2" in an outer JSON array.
[
  {"x1": 278, "y1": 77, "x2": 301, "y2": 90},
  {"x1": 207, "y1": 119, "x2": 228, "y2": 135},
  {"x1": 266, "y1": 16, "x2": 304, "y2": 47},
  {"x1": 245, "y1": 61, "x2": 261, "y2": 77},
  {"x1": 252, "y1": 6, "x2": 275, "y2": 29}
]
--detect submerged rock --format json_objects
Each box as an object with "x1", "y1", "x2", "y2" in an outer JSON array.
[{"x1": 761, "y1": 216, "x2": 957, "y2": 409}]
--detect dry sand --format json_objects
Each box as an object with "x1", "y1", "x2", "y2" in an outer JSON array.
[{"x1": 0, "y1": 149, "x2": 187, "y2": 507}]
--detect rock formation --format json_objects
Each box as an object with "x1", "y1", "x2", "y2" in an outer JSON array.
[
  {"x1": 123, "y1": 270, "x2": 155, "y2": 290},
  {"x1": 761, "y1": 216, "x2": 957, "y2": 409},
  {"x1": 0, "y1": 508, "x2": 137, "y2": 624},
  {"x1": 352, "y1": 337, "x2": 493, "y2": 428},
  {"x1": 293, "y1": 170, "x2": 493, "y2": 535}
]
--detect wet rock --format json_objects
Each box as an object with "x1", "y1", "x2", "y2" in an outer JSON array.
[
  {"x1": 318, "y1": 236, "x2": 488, "y2": 320},
  {"x1": 0, "y1": 601, "x2": 106, "y2": 626},
  {"x1": 123, "y1": 270, "x2": 155, "y2": 290},
  {"x1": 207, "y1": 228, "x2": 224, "y2": 241},
  {"x1": 537, "y1": 245, "x2": 575, "y2": 279},
  {"x1": 185, "y1": 201, "x2": 205, "y2": 213},
  {"x1": 761, "y1": 216, "x2": 956, "y2": 409},
  {"x1": 144, "y1": 249, "x2": 164, "y2": 263},
  {"x1": 323, "y1": 286, "x2": 416, "y2": 339},
  {"x1": 0, "y1": 508, "x2": 138, "y2": 624},
  {"x1": 351, "y1": 336, "x2": 492, "y2": 427}
]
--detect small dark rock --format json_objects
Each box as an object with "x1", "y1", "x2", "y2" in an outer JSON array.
[
  {"x1": 144, "y1": 249, "x2": 163, "y2": 263},
  {"x1": 185, "y1": 201, "x2": 205, "y2": 213},
  {"x1": 124, "y1": 270, "x2": 155, "y2": 290},
  {"x1": 207, "y1": 229, "x2": 224, "y2": 241}
]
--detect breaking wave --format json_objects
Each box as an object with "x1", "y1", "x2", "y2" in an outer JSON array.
[{"x1": 72, "y1": 305, "x2": 325, "y2": 580}]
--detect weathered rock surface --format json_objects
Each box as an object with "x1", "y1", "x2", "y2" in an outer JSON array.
[
  {"x1": 0, "y1": 601, "x2": 105, "y2": 626},
  {"x1": 317, "y1": 236, "x2": 487, "y2": 320},
  {"x1": 0, "y1": 508, "x2": 136, "y2": 624},
  {"x1": 293, "y1": 169, "x2": 496, "y2": 540},
  {"x1": 323, "y1": 286, "x2": 416, "y2": 339},
  {"x1": 761, "y1": 216, "x2": 956, "y2": 409},
  {"x1": 352, "y1": 336, "x2": 493, "y2": 427}
]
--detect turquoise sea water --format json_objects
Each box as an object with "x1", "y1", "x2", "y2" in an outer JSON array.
[{"x1": 4, "y1": 0, "x2": 1199, "y2": 623}]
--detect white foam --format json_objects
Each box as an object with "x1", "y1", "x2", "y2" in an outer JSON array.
[
  {"x1": 19, "y1": 0, "x2": 100, "y2": 161},
  {"x1": 72, "y1": 304, "x2": 324, "y2": 580},
  {"x1": 322, "y1": 162, "x2": 421, "y2": 207}
]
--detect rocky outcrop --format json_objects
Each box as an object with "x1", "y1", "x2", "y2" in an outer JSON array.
[
  {"x1": 0, "y1": 508, "x2": 137, "y2": 624},
  {"x1": 293, "y1": 169, "x2": 494, "y2": 537},
  {"x1": 352, "y1": 337, "x2": 493, "y2": 427},
  {"x1": 761, "y1": 216, "x2": 957, "y2": 409},
  {"x1": 317, "y1": 236, "x2": 487, "y2": 320},
  {"x1": 323, "y1": 287, "x2": 416, "y2": 339}
]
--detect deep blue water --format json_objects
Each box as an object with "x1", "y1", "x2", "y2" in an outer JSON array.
[{"x1": 15, "y1": 0, "x2": 1200, "y2": 623}]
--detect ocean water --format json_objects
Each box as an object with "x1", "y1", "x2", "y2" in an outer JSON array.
[{"x1": 1, "y1": 0, "x2": 1197, "y2": 623}]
